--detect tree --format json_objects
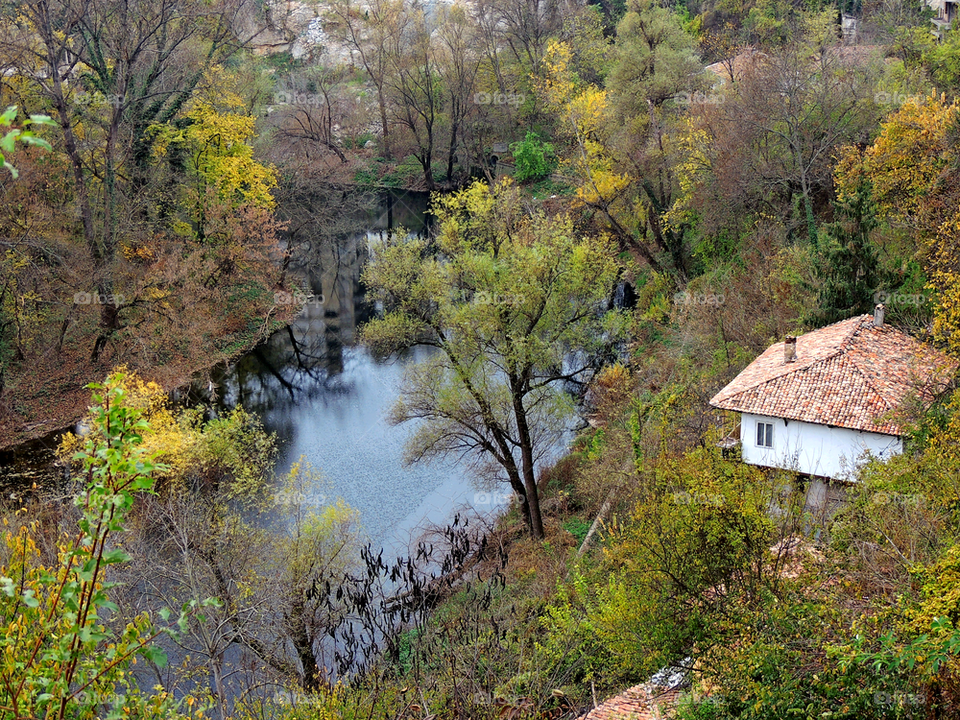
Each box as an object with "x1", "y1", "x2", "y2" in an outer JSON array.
[
  {"x1": 606, "y1": 0, "x2": 704, "y2": 114},
  {"x1": 326, "y1": 0, "x2": 406, "y2": 157},
  {"x1": 691, "y1": 23, "x2": 881, "y2": 244},
  {"x1": 60, "y1": 372, "x2": 363, "y2": 708},
  {"x1": 434, "y1": 5, "x2": 482, "y2": 185},
  {"x1": 0, "y1": 107, "x2": 55, "y2": 392},
  {"x1": 0, "y1": 372, "x2": 213, "y2": 719},
  {"x1": 537, "y1": 0, "x2": 704, "y2": 276},
  {"x1": 5, "y1": 0, "x2": 249, "y2": 358},
  {"x1": 835, "y1": 95, "x2": 960, "y2": 354},
  {"x1": 807, "y1": 177, "x2": 885, "y2": 325},
  {"x1": 361, "y1": 180, "x2": 625, "y2": 538}
]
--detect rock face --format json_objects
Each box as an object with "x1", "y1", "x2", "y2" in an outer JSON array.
[
  {"x1": 237, "y1": 0, "x2": 459, "y2": 62},
  {"x1": 235, "y1": 0, "x2": 327, "y2": 59}
]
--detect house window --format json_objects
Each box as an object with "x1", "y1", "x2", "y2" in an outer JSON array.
[{"x1": 756, "y1": 421, "x2": 773, "y2": 448}]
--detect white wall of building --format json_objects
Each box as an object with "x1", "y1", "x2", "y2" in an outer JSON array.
[{"x1": 738, "y1": 412, "x2": 903, "y2": 481}]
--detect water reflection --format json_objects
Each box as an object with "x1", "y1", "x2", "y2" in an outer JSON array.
[{"x1": 186, "y1": 189, "x2": 502, "y2": 549}]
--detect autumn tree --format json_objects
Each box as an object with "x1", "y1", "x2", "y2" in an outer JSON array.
[
  {"x1": 835, "y1": 95, "x2": 960, "y2": 355},
  {"x1": 473, "y1": 0, "x2": 572, "y2": 79},
  {"x1": 326, "y1": 0, "x2": 406, "y2": 157},
  {"x1": 361, "y1": 180, "x2": 625, "y2": 538},
  {"x1": 3, "y1": 0, "x2": 251, "y2": 358},
  {"x1": 59, "y1": 372, "x2": 364, "y2": 706},
  {"x1": 269, "y1": 65, "x2": 353, "y2": 165},
  {"x1": 0, "y1": 372, "x2": 215, "y2": 719},
  {"x1": 537, "y1": 0, "x2": 702, "y2": 276},
  {"x1": 689, "y1": 20, "x2": 881, "y2": 243}
]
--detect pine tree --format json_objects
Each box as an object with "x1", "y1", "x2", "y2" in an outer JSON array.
[{"x1": 807, "y1": 178, "x2": 883, "y2": 326}]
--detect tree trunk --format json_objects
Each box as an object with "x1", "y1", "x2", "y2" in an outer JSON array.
[
  {"x1": 512, "y1": 386, "x2": 544, "y2": 539},
  {"x1": 506, "y1": 468, "x2": 532, "y2": 532},
  {"x1": 287, "y1": 601, "x2": 323, "y2": 691},
  {"x1": 378, "y1": 87, "x2": 391, "y2": 157}
]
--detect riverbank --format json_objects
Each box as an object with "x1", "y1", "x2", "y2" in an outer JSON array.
[{"x1": 0, "y1": 303, "x2": 297, "y2": 452}]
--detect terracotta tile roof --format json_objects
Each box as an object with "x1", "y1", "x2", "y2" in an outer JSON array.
[
  {"x1": 578, "y1": 685, "x2": 681, "y2": 720},
  {"x1": 710, "y1": 315, "x2": 956, "y2": 436}
]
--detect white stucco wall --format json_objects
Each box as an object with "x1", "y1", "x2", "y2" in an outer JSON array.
[{"x1": 739, "y1": 412, "x2": 903, "y2": 481}]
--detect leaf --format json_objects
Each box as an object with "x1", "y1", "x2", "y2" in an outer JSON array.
[
  {"x1": 20, "y1": 135, "x2": 52, "y2": 151},
  {"x1": 27, "y1": 113, "x2": 56, "y2": 126},
  {"x1": 102, "y1": 548, "x2": 130, "y2": 565},
  {"x1": 0, "y1": 129, "x2": 22, "y2": 154},
  {"x1": 141, "y1": 644, "x2": 168, "y2": 667}
]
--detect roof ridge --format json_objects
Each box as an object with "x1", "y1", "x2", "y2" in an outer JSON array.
[
  {"x1": 832, "y1": 317, "x2": 898, "y2": 419},
  {"x1": 714, "y1": 316, "x2": 869, "y2": 405},
  {"x1": 709, "y1": 314, "x2": 955, "y2": 436},
  {"x1": 835, "y1": 350, "x2": 897, "y2": 422},
  {"x1": 843, "y1": 323, "x2": 900, "y2": 414},
  {"x1": 716, "y1": 351, "x2": 830, "y2": 412},
  {"x1": 836, "y1": 314, "x2": 872, "y2": 353}
]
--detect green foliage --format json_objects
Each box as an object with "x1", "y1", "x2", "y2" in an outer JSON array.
[
  {"x1": 510, "y1": 132, "x2": 556, "y2": 183},
  {"x1": 0, "y1": 373, "x2": 213, "y2": 719},
  {"x1": 362, "y1": 179, "x2": 626, "y2": 537},
  {"x1": 527, "y1": 175, "x2": 575, "y2": 198},
  {"x1": 925, "y1": 30, "x2": 960, "y2": 96},
  {"x1": 674, "y1": 695, "x2": 723, "y2": 720},
  {"x1": 592, "y1": 446, "x2": 795, "y2": 668},
  {"x1": 380, "y1": 155, "x2": 425, "y2": 187},
  {"x1": 562, "y1": 517, "x2": 592, "y2": 544},
  {"x1": 607, "y1": 0, "x2": 704, "y2": 114},
  {"x1": 0, "y1": 106, "x2": 54, "y2": 178},
  {"x1": 807, "y1": 177, "x2": 885, "y2": 325}
]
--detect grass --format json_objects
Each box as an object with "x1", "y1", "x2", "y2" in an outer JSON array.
[{"x1": 527, "y1": 176, "x2": 575, "y2": 198}]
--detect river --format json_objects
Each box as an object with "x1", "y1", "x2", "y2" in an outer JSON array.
[
  {"x1": 1, "y1": 188, "x2": 509, "y2": 553},
  {"x1": 176, "y1": 187, "x2": 509, "y2": 552}
]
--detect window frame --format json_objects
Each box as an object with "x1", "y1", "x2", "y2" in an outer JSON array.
[{"x1": 756, "y1": 421, "x2": 774, "y2": 448}]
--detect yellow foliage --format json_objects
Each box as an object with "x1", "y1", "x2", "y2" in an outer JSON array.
[
  {"x1": 538, "y1": 40, "x2": 577, "y2": 113},
  {"x1": 184, "y1": 98, "x2": 277, "y2": 211},
  {"x1": 148, "y1": 65, "x2": 277, "y2": 216},
  {"x1": 572, "y1": 139, "x2": 629, "y2": 205},
  {"x1": 60, "y1": 367, "x2": 196, "y2": 477},
  {"x1": 663, "y1": 118, "x2": 712, "y2": 232},
  {"x1": 834, "y1": 93, "x2": 960, "y2": 355},
  {"x1": 835, "y1": 93, "x2": 958, "y2": 222}
]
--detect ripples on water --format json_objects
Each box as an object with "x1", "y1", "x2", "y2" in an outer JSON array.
[{"x1": 182, "y1": 189, "x2": 508, "y2": 553}]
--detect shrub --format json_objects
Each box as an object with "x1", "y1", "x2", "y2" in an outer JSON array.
[{"x1": 510, "y1": 132, "x2": 555, "y2": 183}]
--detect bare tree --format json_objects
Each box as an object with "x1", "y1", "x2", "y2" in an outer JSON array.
[{"x1": 326, "y1": 0, "x2": 406, "y2": 157}]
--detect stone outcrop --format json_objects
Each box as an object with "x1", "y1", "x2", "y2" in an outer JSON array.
[{"x1": 235, "y1": 0, "x2": 328, "y2": 59}]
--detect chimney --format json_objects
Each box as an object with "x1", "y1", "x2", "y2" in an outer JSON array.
[
  {"x1": 874, "y1": 303, "x2": 885, "y2": 327},
  {"x1": 784, "y1": 336, "x2": 797, "y2": 363}
]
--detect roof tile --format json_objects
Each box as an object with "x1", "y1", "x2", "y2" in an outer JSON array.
[
  {"x1": 578, "y1": 686, "x2": 680, "y2": 720},
  {"x1": 710, "y1": 315, "x2": 956, "y2": 435}
]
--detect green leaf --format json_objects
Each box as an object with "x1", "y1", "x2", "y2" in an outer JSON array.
[
  {"x1": 20, "y1": 135, "x2": 52, "y2": 151},
  {"x1": 0, "y1": 129, "x2": 21, "y2": 154},
  {"x1": 142, "y1": 644, "x2": 168, "y2": 667},
  {"x1": 27, "y1": 113, "x2": 56, "y2": 126},
  {"x1": 103, "y1": 548, "x2": 130, "y2": 564}
]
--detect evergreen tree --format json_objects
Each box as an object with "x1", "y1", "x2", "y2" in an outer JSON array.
[{"x1": 807, "y1": 178, "x2": 884, "y2": 326}]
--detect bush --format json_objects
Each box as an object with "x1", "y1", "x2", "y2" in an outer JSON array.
[
  {"x1": 562, "y1": 517, "x2": 592, "y2": 544},
  {"x1": 510, "y1": 132, "x2": 555, "y2": 183}
]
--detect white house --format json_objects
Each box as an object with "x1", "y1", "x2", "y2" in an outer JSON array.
[
  {"x1": 710, "y1": 306, "x2": 955, "y2": 482},
  {"x1": 926, "y1": 0, "x2": 958, "y2": 38}
]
